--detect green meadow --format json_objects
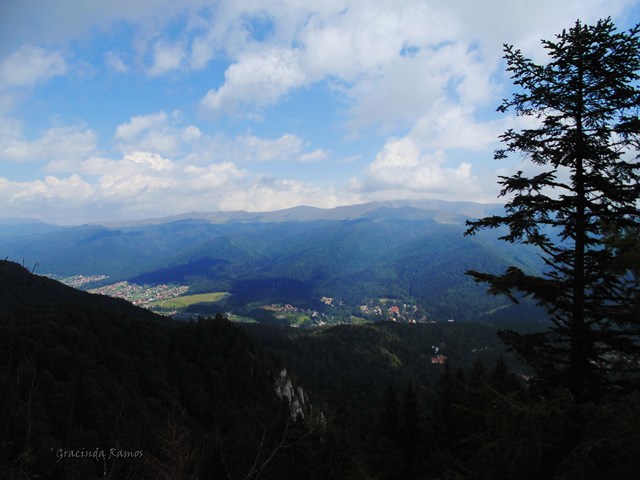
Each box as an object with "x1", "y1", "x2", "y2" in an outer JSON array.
[{"x1": 148, "y1": 292, "x2": 230, "y2": 310}]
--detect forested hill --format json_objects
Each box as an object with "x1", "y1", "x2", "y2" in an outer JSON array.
[
  {"x1": 0, "y1": 201, "x2": 545, "y2": 321},
  {"x1": 1, "y1": 260, "x2": 638, "y2": 479},
  {"x1": 0, "y1": 261, "x2": 323, "y2": 479},
  {"x1": 0, "y1": 260, "x2": 158, "y2": 319}
]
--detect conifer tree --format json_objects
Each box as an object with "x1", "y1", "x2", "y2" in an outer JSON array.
[
  {"x1": 465, "y1": 18, "x2": 640, "y2": 400},
  {"x1": 379, "y1": 385, "x2": 400, "y2": 438}
]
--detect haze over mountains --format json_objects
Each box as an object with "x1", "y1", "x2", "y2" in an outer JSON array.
[
  {"x1": 91, "y1": 199, "x2": 505, "y2": 227},
  {"x1": 0, "y1": 199, "x2": 544, "y2": 322}
]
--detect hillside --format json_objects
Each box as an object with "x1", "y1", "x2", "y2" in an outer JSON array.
[
  {"x1": 0, "y1": 260, "x2": 159, "y2": 319},
  {"x1": 0, "y1": 201, "x2": 545, "y2": 322},
  {"x1": 241, "y1": 319, "x2": 535, "y2": 428},
  {"x1": 1, "y1": 260, "x2": 636, "y2": 480},
  {"x1": 0, "y1": 261, "x2": 321, "y2": 479}
]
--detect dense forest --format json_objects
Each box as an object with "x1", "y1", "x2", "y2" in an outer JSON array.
[
  {"x1": 0, "y1": 261, "x2": 325, "y2": 479},
  {"x1": 1, "y1": 261, "x2": 639, "y2": 479}
]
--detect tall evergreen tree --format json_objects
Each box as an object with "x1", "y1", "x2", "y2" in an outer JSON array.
[{"x1": 465, "y1": 18, "x2": 640, "y2": 400}]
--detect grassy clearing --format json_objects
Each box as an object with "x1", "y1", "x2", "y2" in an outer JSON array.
[
  {"x1": 350, "y1": 316, "x2": 369, "y2": 325},
  {"x1": 149, "y1": 292, "x2": 230, "y2": 309},
  {"x1": 227, "y1": 313, "x2": 258, "y2": 323}
]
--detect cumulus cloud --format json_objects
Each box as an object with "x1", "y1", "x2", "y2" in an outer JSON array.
[
  {"x1": 98, "y1": 152, "x2": 174, "y2": 199},
  {"x1": 0, "y1": 147, "x2": 352, "y2": 222},
  {"x1": 409, "y1": 101, "x2": 506, "y2": 152},
  {"x1": 0, "y1": 124, "x2": 96, "y2": 169},
  {"x1": 147, "y1": 41, "x2": 186, "y2": 76},
  {"x1": 189, "y1": 37, "x2": 215, "y2": 70},
  {"x1": 0, "y1": 45, "x2": 67, "y2": 88},
  {"x1": 116, "y1": 111, "x2": 170, "y2": 141},
  {"x1": 10, "y1": 174, "x2": 93, "y2": 202},
  {"x1": 353, "y1": 136, "x2": 496, "y2": 202},
  {"x1": 217, "y1": 177, "x2": 355, "y2": 213},
  {"x1": 229, "y1": 133, "x2": 332, "y2": 163},
  {"x1": 0, "y1": 174, "x2": 94, "y2": 223},
  {"x1": 113, "y1": 112, "x2": 325, "y2": 166},
  {"x1": 343, "y1": 47, "x2": 452, "y2": 132},
  {"x1": 201, "y1": 48, "x2": 306, "y2": 116},
  {"x1": 2, "y1": 0, "x2": 637, "y2": 222},
  {"x1": 196, "y1": 0, "x2": 634, "y2": 130},
  {"x1": 238, "y1": 133, "x2": 303, "y2": 161},
  {"x1": 115, "y1": 111, "x2": 202, "y2": 156}
]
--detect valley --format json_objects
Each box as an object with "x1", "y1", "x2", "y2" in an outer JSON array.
[
  {"x1": 54, "y1": 274, "x2": 442, "y2": 326},
  {"x1": 2, "y1": 200, "x2": 547, "y2": 325}
]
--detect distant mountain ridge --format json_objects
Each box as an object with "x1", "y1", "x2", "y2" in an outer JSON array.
[
  {"x1": 0, "y1": 199, "x2": 503, "y2": 232},
  {"x1": 88, "y1": 199, "x2": 505, "y2": 227},
  {"x1": 0, "y1": 199, "x2": 542, "y2": 322}
]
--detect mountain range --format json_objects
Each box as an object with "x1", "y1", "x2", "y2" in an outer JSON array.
[{"x1": 0, "y1": 200, "x2": 545, "y2": 322}]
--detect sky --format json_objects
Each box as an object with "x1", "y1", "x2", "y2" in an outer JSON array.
[{"x1": 1, "y1": 0, "x2": 639, "y2": 224}]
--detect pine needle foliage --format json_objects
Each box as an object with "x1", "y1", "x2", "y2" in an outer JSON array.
[{"x1": 465, "y1": 18, "x2": 640, "y2": 400}]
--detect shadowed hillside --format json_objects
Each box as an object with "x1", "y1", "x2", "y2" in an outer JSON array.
[{"x1": 0, "y1": 261, "x2": 323, "y2": 479}]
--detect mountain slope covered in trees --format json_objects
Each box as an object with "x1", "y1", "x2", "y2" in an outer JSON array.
[
  {"x1": 2, "y1": 261, "x2": 637, "y2": 479},
  {"x1": 0, "y1": 202, "x2": 545, "y2": 321},
  {"x1": 0, "y1": 261, "x2": 323, "y2": 479}
]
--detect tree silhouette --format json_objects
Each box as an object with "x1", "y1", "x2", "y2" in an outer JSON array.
[{"x1": 465, "y1": 18, "x2": 640, "y2": 400}]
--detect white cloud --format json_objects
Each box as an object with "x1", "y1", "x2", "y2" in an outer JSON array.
[
  {"x1": 122, "y1": 151, "x2": 173, "y2": 172},
  {"x1": 0, "y1": 45, "x2": 67, "y2": 88},
  {"x1": 2, "y1": 0, "x2": 638, "y2": 222},
  {"x1": 196, "y1": 0, "x2": 636, "y2": 131},
  {"x1": 238, "y1": 133, "x2": 303, "y2": 161},
  {"x1": 182, "y1": 125, "x2": 202, "y2": 142},
  {"x1": 147, "y1": 40, "x2": 186, "y2": 76},
  {"x1": 114, "y1": 111, "x2": 202, "y2": 156},
  {"x1": 353, "y1": 136, "x2": 497, "y2": 202},
  {"x1": 183, "y1": 162, "x2": 248, "y2": 190},
  {"x1": 98, "y1": 158, "x2": 174, "y2": 199},
  {"x1": 0, "y1": 174, "x2": 95, "y2": 223},
  {"x1": 409, "y1": 101, "x2": 505, "y2": 152},
  {"x1": 343, "y1": 49, "x2": 449, "y2": 132},
  {"x1": 226, "y1": 132, "x2": 331, "y2": 163},
  {"x1": 105, "y1": 51, "x2": 128, "y2": 73},
  {"x1": 115, "y1": 111, "x2": 169, "y2": 141},
  {"x1": 298, "y1": 1, "x2": 449, "y2": 81},
  {"x1": 0, "y1": 124, "x2": 96, "y2": 168},
  {"x1": 189, "y1": 37, "x2": 215, "y2": 70},
  {"x1": 197, "y1": 6, "x2": 447, "y2": 128},
  {"x1": 217, "y1": 178, "x2": 354, "y2": 213},
  {"x1": 201, "y1": 48, "x2": 306, "y2": 116},
  {"x1": 299, "y1": 149, "x2": 329, "y2": 162},
  {"x1": 10, "y1": 174, "x2": 93, "y2": 202},
  {"x1": 0, "y1": 142, "x2": 356, "y2": 222}
]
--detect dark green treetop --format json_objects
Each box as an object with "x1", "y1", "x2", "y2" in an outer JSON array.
[{"x1": 465, "y1": 18, "x2": 640, "y2": 400}]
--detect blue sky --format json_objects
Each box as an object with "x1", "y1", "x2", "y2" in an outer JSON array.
[{"x1": 1, "y1": 0, "x2": 638, "y2": 223}]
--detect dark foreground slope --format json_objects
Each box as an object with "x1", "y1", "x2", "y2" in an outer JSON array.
[
  {"x1": 243, "y1": 321, "x2": 640, "y2": 480},
  {"x1": 2, "y1": 260, "x2": 637, "y2": 479},
  {"x1": 0, "y1": 260, "x2": 159, "y2": 318},
  {"x1": 242, "y1": 320, "x2": 523, "y2": 428},
  {"x1": 0, "y1": 261, "x2": 323, "y2": 480}
]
